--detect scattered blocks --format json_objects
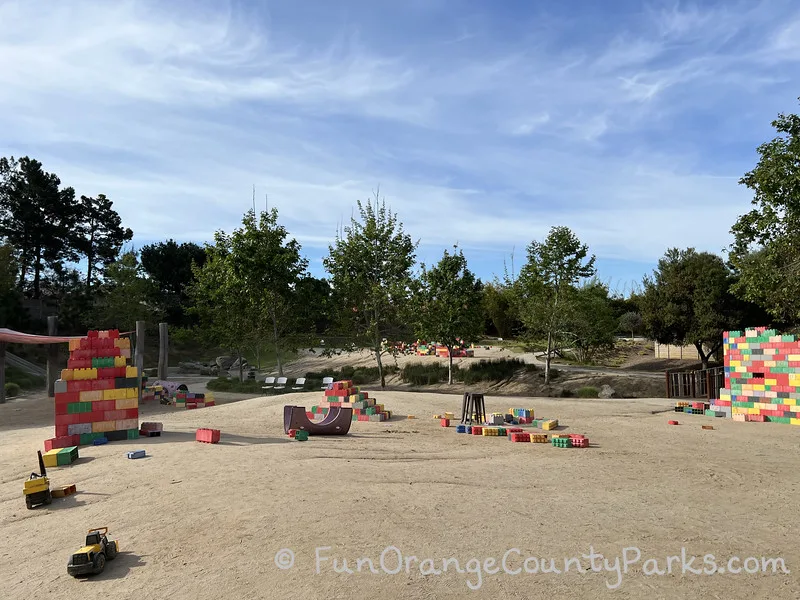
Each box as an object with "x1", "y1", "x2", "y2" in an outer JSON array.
[
  {"x1": 470, "y1": 425, "x2": 483, "y2": 435},
  {"x1": 287, "y1": 429, "x2": 298, "y2": 438},
  {"x1": 701, "y1": 425, "x2": 714, "y2": 430},
  {"x1": 440, "y1": 418, "x2": 450, "y2": 427},
  {"x1": 668, "y1": 420, "x2": 679, "y2": 425},
  {"x1": 127, "y1": 449, "x2": 146, "y2": 459},
  {"x1": 44, "y1": 435, "x2": 79, "y2": 452},
  {"x1": 456, "y1": 424, "x2": 468, "y2": 433},
  {"x1": 552, "y1": 437, "x2": 572, "y2": 448},
  {"x1": 294, "y1": 430, "x2": 309, "y2": 441},
  {"x1": 140, "y1": 422, "x2": 163, "y2": 437},
  {"x1": 407, "y1": 415, "x2": 416, "y2": 419},
  {"x1": 510, "y1": 432, "x2": 531, "y2": 442},
  {"x1": 196, "y1": 428, "x2": 221, "y2": 444},
  {"x1": 529, "y1": 434, "x2": 548, "y2": 443}
]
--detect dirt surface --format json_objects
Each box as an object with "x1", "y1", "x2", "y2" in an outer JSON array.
[{"x1": 1, "y1": 386, "x2": 797, "y2": 600}]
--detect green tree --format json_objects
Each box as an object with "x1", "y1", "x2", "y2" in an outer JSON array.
[
  {"x1": 512, "y1": 226, "x2": 596, "y2": 383},
  {"x1": 482, "y1": 281, "x2": 519, "y2": 339},
  {"x1": 88, "y1": 251, "x2": 162, "y2": 332},
  {"x1": 412, "y1": 247, "x2": 484, "y2": 384},
  {"x1": 618, "y1": 311, "x2": 643, "y2": 339},
  {"x1": 140, "y1": 239, "x2": 207, "y2": 326},
  {"x1": 729, "y1": 99, "x2": 800, "y2": 325},
  {"x1": 189, "y1": 233, "x2": 254, "y2": 380},
  {"x1": 295, "y1": 276, "x2": 333, "y2": 335},
  {"x1": 228, "y1": 208, "x2": 308, "y2": 376},
  {"x1": 640, "y1": 248, "x2": 749, "y2": 369},
  {"x1": 0, "y1": 243, "x2": 25, "y2": 328},
  {"x1": 561, "y1": 279, "x2": 618, "y2": 364},
  {"x1": 74, "y1": 194, "x2": 133, "y2": 291},
  {"x1": 0, "y1": 156, "x2": 78, "y2": 298},
  {"x1": 323, "y1": 193, "x2": 417, "y2": 388}
]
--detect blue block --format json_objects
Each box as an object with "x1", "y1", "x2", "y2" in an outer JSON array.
[
  {"x1": 127, "y1": 449, "x2": 146, "y2": 459},
  {"x1": 456, "y1": 425, "x2": 467, "y2": 433},
  {"x1": 93, "y1": 437, "x2": 108, "y2": 445}
]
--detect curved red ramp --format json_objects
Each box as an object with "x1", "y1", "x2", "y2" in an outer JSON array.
[{"x1": 283, "y1": 405, "x2": 352, "y2": 436}]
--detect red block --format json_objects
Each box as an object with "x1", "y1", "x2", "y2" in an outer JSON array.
[
  {"x1": 306, "y1": 411, "x2": 315, "y2": 419},
  {"x1": 55, "y1": 424, "x2": 68, "y2": 437},
  {"x1": 288, "y1": 429, "x2": 297, "y2": 438},
  {"x1": 440, "y1": 418, "x2": 450, "y2": 427},
  {"x1": 357, "y1": 415, "x2": 370, "y2": 421},
  {"x1": 55, "y1": 391, "x2": 80, "y2": 404},
  {"x1": 55, "y1": 403, "x2": 68, "y2": 415},
  {"x1": 196, "y1": 428, "x2": 220, "y2": 443},
  {"x1": 92, "y1": 378, "x2": 114, "y2": 391},
  {"x1": 66, "y1": 380, "x2": 92, "y2": 393},
  {"x1": 44, "y1": 435, "x2": 78, "y2": 451},
  {"x1": 125, "y1": 408, "x2": 138, "y2": 419},
  {"x1": 471, "y1": 426, "x2": 483, "y2": 435},
  {"x1": 186, "y1": 404, "x2": 197, "y2": 410},
  {"x1": 510, "y1": 432, "x2": 530, "y2": 442}
]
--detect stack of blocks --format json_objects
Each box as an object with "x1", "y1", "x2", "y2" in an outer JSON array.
[
  {"x1": 43, "y1": 446, "x2": 80, "y2": 467},
  {"x1": 48, "y1": 330, "x2": 139, "y2": 449},
  {"x1": 309, "y1": 380, "x2": 392, "y2": 422},
  {"x1": 715, "y1": 327, "x2": 800, "y2": 424},
  {"x1": 674, "y1": 401, "x2": 710, "y2": 415},
  {"x1": 174, "y1": 391, "x2": 215, "y2": 409}
]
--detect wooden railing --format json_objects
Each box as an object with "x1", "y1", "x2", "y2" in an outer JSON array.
[{"x1": 665, "y1": 366, "x2": 725, "y2": 399}]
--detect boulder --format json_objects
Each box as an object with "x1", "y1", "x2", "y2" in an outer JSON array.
[
  {"x1": 215, "y1": 356, "x2": 235, "y2": 369},
  {"x1": 598, "y1": 384, "x2": 616, "y2": 399}
]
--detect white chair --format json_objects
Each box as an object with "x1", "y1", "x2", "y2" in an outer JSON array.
[
  {"x1": 274, "y1": 377, "x2": 288, "y2": 390},
  {"x1": 262, "y1": 376, "x2": 275, "y2": 391},
  {"x1": 321, "y1": 376, "x2": 334, "y2": 389},
  {"x1": 292, "y1": 377, "x2": 306, "y2": 391}
]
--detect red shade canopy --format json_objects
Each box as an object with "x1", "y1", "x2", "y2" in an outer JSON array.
[{"x1": 0, "y1": 328, "x2": 83, "y2": 344}]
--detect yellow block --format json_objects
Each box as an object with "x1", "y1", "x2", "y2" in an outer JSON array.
[
  {"x1": 126, "y1": 387, "x2": 138, "y2": 399},
  {"x1": 787, "y1": 399, "x2": 797, "y2": 406},
  {"x1": 115, "y1": 397, "x2": 137, "y2": 410},
  {"x1": 765, "y1": 379, "x2": 777, "y2": 385},
  {"x1": 126, "y1": 366, "x2": 138, "y2": 378},
  {"x1": 791, "y1": 419, "x2": 800, "y2": 426},
  {"x1": 114, "y1": 356, "x2": 126, "y2": 368},
  {"x1": 788, "y1": 355, "x2": 800, "y2": 361},
  {"x1": 542, "y1": 419, "x2": 558, "y2": 430},
  {"x1": 102, "y1": 389, "x2": 113, "y2": 400},
  {"x1": 42, "y1": 450, "x2": 60, "y2": 468},
  {"x1": 739, "y1": 343, "x2": 749, "y2": 350},
  {"x1": 748, "y1": 408, "x2": 760, "y2": 415},
  {"x1": 730, "y1": 360, "x2": 740, "y2": 367},
  {"x1": 23, "y1": 477, "x2": 49, "y2": 494},
  {"x1": 69, "y1": 339, "x2": 81, "y2": 351},
  {"x1": 92, "y1": 421, "x2": 115, "y2": 433},
  {"x1": 60, "y1": 369, "x2": 74, "y2": 381}
]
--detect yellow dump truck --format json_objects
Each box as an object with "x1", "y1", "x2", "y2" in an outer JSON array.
[
  {"x1": 22, "y1": 451, "x2": 52, "y2": 509},
  {"x1": 67, "y1": 527, "x2": 119, "y2": 576}
]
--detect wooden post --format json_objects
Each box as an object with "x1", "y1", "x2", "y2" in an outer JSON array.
[
  {"x1": 46, "y1": 315, "x2": 58, "y2": 398},
  {"x1": 135, "y1": 320, "x2": 145, "y2": 403},
  {"x1": 0, "y1": 341, "x2": 6, "y2": 404},
  {"x1": 158, "y1": 322, "x2": 168, "y2": 380},
  {"x1": 665, "y1": 371, "x2": 670, "y2": 398}
]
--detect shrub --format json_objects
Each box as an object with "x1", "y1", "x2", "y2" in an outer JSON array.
[
  {"x1": 4, "y1": 382, "x2": 21, "y2": 398},
  {"x1": 576, "y1": 386, "x2": 599, "y2": 398},
  {"x1": 456, "y1": 358, "x2": 525, "y2": 384},
  {"x1": 400, "y1": 362, "x2": 451, "y2": 385},
  {"x1": 206, "y1": 377, "x2": 271, "y2": 395}
]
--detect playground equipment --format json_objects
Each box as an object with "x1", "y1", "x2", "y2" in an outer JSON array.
[
  {"x1": 23, "y1": 451, "x2": 52, "y2": 509},
  {"x1": 460, "y1": 392, "x2": 486, "y2": 425},
  {"x1": 283, "y1": 405, "x2": 352, "y2": 435},
  {"x1": 67, "y1": 527, "x2": 118, "y2": 577}
]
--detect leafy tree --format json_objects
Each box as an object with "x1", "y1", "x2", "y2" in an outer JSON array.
[
  {"x1": 140, "y1": 239, "x2": 207, "y2": 326},
  {"x1": 189, "y1": 209, "x2": 308, "y2": 378},
  {"x1": 295, "y1": 276, "x2": 333, "y2": 335},
  {"x1": 88, "y1": 251, "x2": 162, "y2": 332},
  {"x1": 482, "y1": 281, "x2": 519, "y2": 339},
  {"x1": 411, "y1": 247, "x2": 484, "y2": 384},
  {"x1": 324, "y1": 193, "x2": 417, "y2": 388},
  {"x1": 228, "y1": 208, "x2": 308, "y2": 376},
  {"x1": 0, "y1": 243, "x2": 25, "y2": 328},
  {"x1": 74, "y1": 194, "x2": 133, "y2": 291},
  {"x1": 0, "y1": 156, "x2": 78, "y2": 298},
  {"x1": 729, "y1": 99, "x2": 800, "y2": 325},
  {"x1": 189, "y1": 233, "x2": 254, "y2": 381},
  {"x1": 511, "y1": 226, "x2": 596, "y2": 383},
  {"x1": 640, "y1": 248, "x2": 749, "y2": 369},
  {"x1": 561, "y1": 279, "x2": 617, "y2": 363},
  {"x1": 618, "y1": 311, "x2": 643, "y2": 339}
]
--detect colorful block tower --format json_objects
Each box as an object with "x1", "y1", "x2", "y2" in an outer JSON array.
[
  {"x1": 308, "y1": 380, "x2": 392, "y2": 422},
  {"x1": 715, "y1": 327, "x2": 800, "y2": 424},
  {"x1": 47, "y1": 329, "x2": 140, "y2": 448}
]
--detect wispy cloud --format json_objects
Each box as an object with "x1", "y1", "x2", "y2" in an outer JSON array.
[{"x1": 1, "y1": 0, "x2": 799, "y2": 290}]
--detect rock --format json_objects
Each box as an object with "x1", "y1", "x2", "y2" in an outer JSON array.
[
  {"x1": 598, "y1": 384, "x2": 616, "y2": 399},
  {"x1": 215, "y1": 356, "x2": 235, "y2": 369}
]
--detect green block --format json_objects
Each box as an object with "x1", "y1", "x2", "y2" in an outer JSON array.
[
  {"x1": 365, "y1": 407, "x2": 377, "y2": 415},
  {"x1": 79, "y1": 433, "x2": 92, "y2": 445},
  {"x1": 295, "y1": 430, "x2": 309, "y2": 441},
  {"x1": 56, "y1": 446, "x2": 79, "y2": 465},
  {"x1": 782, "y1": 335, "x2": 795, "y2": 342},
  {"x1": 127, "y1": 429, "x2": 139, "y2": 439},
  {"x1": 351, "y1": 414, "x2": 358, "y2": 421}
]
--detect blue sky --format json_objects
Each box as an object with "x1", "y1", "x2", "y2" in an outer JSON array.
[{"x1": 1, "y1": 0, "x2": 799, "y2": 295}]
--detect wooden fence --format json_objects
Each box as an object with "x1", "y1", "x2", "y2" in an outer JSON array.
[{"x1": 665, "y1": 366, "x2": 725, "y2": 400}]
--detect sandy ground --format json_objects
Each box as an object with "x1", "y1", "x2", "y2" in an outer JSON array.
[{"x1": 1, "y1": 387, "x2": 798, "y2": 600}]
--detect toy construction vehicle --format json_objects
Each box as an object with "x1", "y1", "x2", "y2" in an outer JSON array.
[
  {"x1": 67, "y1": 527, "x2": 118, "y2": 577},
  {"x1": 23, "y1": 451, "x2": 52, "y2": 509}
]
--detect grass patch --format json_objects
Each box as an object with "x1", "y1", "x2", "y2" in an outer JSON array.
[
  {"x1": 4, "y1": 365, "x2": 45, "y2": 389},
  {"x1": 576, "y1": 386, "x2": 600, "y2": 398}
]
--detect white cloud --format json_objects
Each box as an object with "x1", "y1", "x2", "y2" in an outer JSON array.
[{"x1": 0, "y1": 0, "x2": 799, "y2": 281}]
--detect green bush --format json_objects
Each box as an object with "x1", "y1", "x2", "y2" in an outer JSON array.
[
  {"x1": 207, "y1": 377, "x2": 276, "y2": 395},
  {"x1": 400, "y1": 362, "x2": 452, "y2": 385},
  {"x1": 456, "y1": 358, "x2": 525, "y2": 385},
  {"x1": 5, "y1": 365, "x2": 45, "y2": 389},
  {"x1": 576, "y1": 386, "x2": 599, "y2": 398},
  {"x1": 4, "y1": 382, "x2": 21, "y2": 397}
]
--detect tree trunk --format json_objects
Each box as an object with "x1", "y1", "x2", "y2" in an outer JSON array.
[
  {"x1": 448, "y1": 346, "x2": 454, "y2": 385},
  {"x1": 32, "y1": 249, "x2": 42, "y2": 299},
  {"x1": 271, "y1": 310, "x2": 283, "y2": 376},
  {"x1": 238, "y1": 350, "x2": 244, "y2": 382},
  {"x1": 374, "y1": 332, "x2": 385, "y2": 388},
  {"x1": 86, "y1": 248, "x2": 94, "y2": 291},
  {"x1": 694, "y1": 341, "x2": 720, "y2": 370},
  {"x1": 545, "y1": 330, "x2": 553, "y2": 384}
]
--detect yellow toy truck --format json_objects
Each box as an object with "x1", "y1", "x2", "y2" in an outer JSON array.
[
  {"x1": 23, "y1": 451, "x2": 52, "y2": 509},
  {"x1": 67, "y1": 527, "x2": 118, "y2": 576}
]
